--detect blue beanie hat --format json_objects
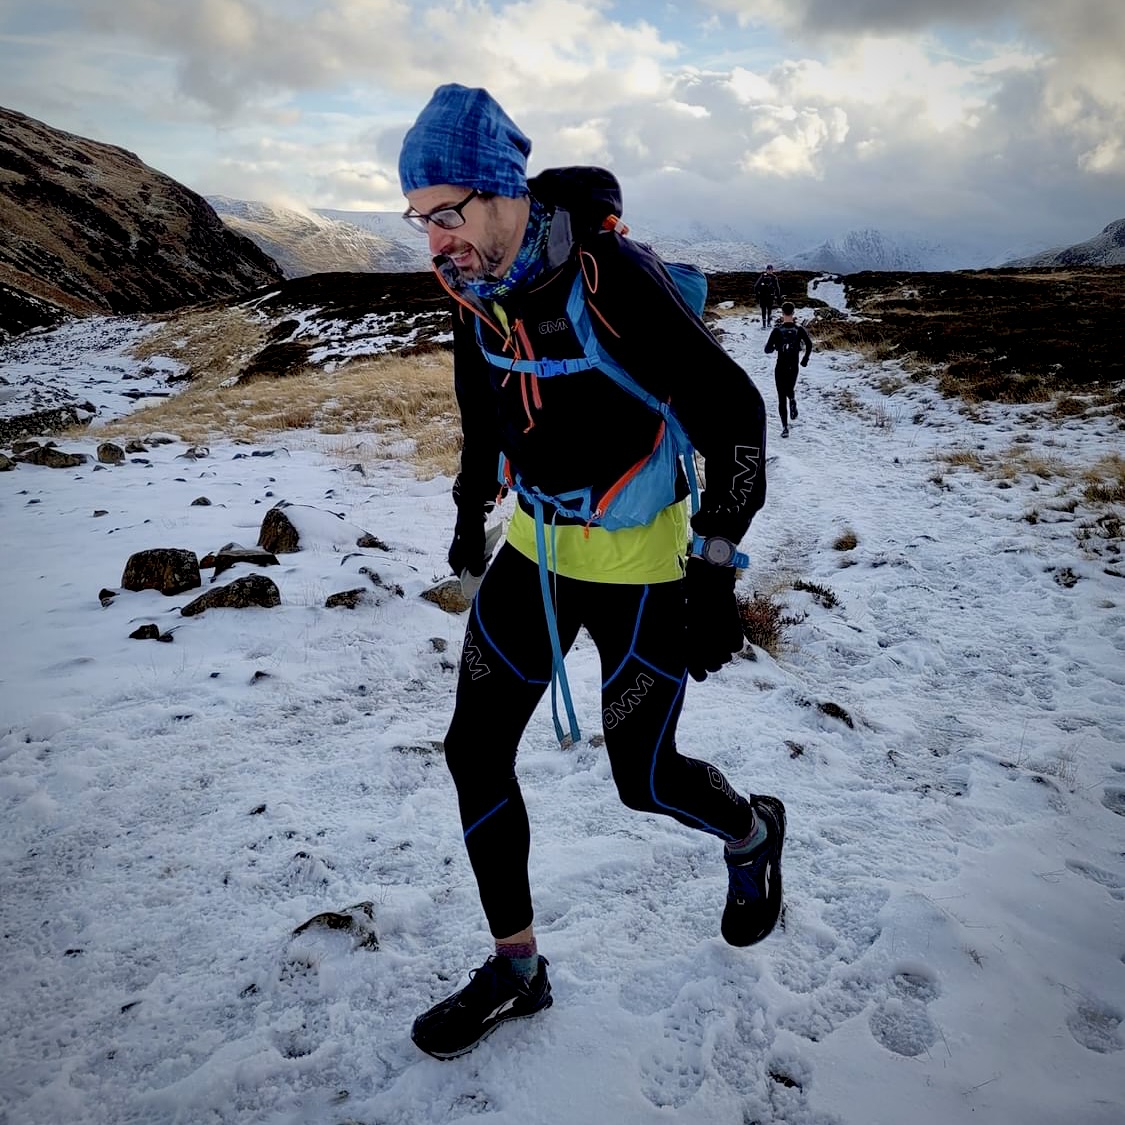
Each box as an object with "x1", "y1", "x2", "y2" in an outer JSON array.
[{"x1": 398, "y1": 84, "x2": 531, "y2": 198}]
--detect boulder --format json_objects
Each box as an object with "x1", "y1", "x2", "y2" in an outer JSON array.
[
  {"x1": 97, "y1": 442, "x2": 125, "y2": 465},
  {"x1": 121, "y1": 548, "x2": 201, "y2": 595},
  {"x1": 15, "y1": 445, "x2": 87, "y2": 468},
  {"x1": 211, "y1": 542, "x2": 280, "y2": 578},
  {"x1": 421, "y1": 578, "x2": 472, "y2": 614},
  {"x1": 257, "y1": 505, "x2": 301, "y2": 554},
  {"x1": 325, "y1": 588, "x2": 368, "y2": 609},
  {"x1": 181, "y1": 574, "x2": 281, "y2": 616},
  {"x1": 257, "y1": 501, "x2": 389, "y2": 554}
]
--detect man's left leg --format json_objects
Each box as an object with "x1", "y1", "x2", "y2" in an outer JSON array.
[{"x1": 584, "y1": 579, "x2": 786, "y2": 946}]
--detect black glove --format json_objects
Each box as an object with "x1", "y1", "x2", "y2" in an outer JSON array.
[
  {"x1": 448, "y1": 510, "x2": 486, "y2": 578},
  {"x1": 684, "y1": 557, "x2": 745, "y2": 681},
  {"x1": 800, "y1": 356, "x2": 809, "y2": 367},
  {"x1": 448, "y1": 508, "x2": 485, "y2": 578}
]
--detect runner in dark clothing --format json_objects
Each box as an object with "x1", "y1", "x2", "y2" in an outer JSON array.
[
  {"x1": 753, "y1": 265, "x2": 782, "y2": 328},
  {"x1": 764, "y1": 301, "x2": 812, "y2": 438},
  {"x1": 397, "y1": 83, "x2": 787, "y2": 1061}
]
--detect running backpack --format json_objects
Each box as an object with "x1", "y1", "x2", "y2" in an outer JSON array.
[
  {"x1": 437, "y1": 169, "x2": 710, "y2": 747},
  {"x1": 777, "y1": 322, "x2": 801, "y2": 359},
  {"x1": 475, "y1": 247, "x2": 706, "y2": 533},
  {"x1": 474, "y1": 225, "x2": 706, "y2": 750}
]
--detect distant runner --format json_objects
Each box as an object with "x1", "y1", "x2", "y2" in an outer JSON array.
[
  {"x1": 753, "y1": 264, "x2": 782, "y2": 328},
  {"x1": 764, "y1": 301, "x2": 812, "y2": 438}
]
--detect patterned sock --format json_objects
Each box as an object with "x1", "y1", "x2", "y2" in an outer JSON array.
[
  {"x1": 496, "y1": 940, "x2": 538, "y2": 983},
  {"x1": 726, "y1": 812, "x2": 766, "y2": 857}
]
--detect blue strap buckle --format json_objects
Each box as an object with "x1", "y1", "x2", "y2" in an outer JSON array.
[{"x1": 537, "y1": 357, "x2": 593, "y2": 378}]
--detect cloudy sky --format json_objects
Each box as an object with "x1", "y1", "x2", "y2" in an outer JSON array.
[{"x1": 1, "y1": 0, "x2": 1122, "y2": 253}]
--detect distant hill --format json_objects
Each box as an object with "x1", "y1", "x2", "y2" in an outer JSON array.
[
  {"x1": 787, "y1": 228, "x2": 984, "y2": 273},
  {"x1": 209, "y1": 199, "x2": 784, "y2": 277},
  {"x1": 0, "y1": 106, "x2": 283, "y2": 340},
  {"x1": 208, "y1": 195, "x2": 1030, "y2": 278},
  {"x1": 208, "y1": 197, "x2": 431, "y2": 276},
  {"x1": 1003, "y1": 218, "x2": 1125, "y2": 267}
]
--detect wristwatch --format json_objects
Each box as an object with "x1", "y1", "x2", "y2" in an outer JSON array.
[{"x1": 691, "y1": 534, "x2": 750, "y2": 568}]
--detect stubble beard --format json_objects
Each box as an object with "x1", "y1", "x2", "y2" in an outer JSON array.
[{"x1": 449, "y1": 237, "x2": 508, "y2": 282}]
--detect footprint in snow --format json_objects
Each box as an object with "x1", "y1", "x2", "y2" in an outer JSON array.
[
  {"x1": 868, "y1": 966, "x2": 942, "y2": 1057},
  {"x1": 1100, "y1": 785, "x2": 1125, "y2": 817},
  {"x1": 1065, "y1": 858, "x2": 1125, "y2": 900},
  {"x1": 271, "y1": 903, "x2": 379, "y2": 1060},
  {"x1": 1066, "y1": 1002, "x2": 1123, "y2": 1053},
  {"x1": 638, "y1": 1000, "x2": 709, "y2": 1110}
]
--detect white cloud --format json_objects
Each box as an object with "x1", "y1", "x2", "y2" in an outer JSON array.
[{"x1": 0, "y1": 0, "x2": 1120, "y2": 248}]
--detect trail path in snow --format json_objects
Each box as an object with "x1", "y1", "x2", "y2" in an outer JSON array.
[{"x1": 1, "y1": 304, "x2": 1122, "y2": 1125}]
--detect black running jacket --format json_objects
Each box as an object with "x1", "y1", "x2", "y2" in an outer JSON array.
[{"x1": 440, "y1": 167, "x2": 767, "y2": 546}]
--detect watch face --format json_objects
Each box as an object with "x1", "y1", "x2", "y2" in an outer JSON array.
[{"x1": 702, "y1": 537, "x2": 735, "y2": 565}]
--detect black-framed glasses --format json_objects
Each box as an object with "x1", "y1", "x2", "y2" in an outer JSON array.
[{"x1": 402, "y1": 189, "x2": 480, "y2": 233}]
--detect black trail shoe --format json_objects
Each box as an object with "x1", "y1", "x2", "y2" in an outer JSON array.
[
  {"x1": 721, "y1": 796, "x2": 786, "y2": 947},
  {"x1": 411, "y1": 955, "x2": 553, "y2": 1059},
  {"x1": 781, "y1": 426, "x2": 790, "y2": 438}
]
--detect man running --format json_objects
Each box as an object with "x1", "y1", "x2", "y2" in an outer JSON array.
[
  {"x1": 764, "y1": 301, "x2": 812, "y2": 438},
  {"x1": 397, "y1": 84, "x2": 787, "y2": 1060}
]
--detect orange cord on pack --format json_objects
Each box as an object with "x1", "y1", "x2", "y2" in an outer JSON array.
[{"x1": 579, "y1": 249, "x2": 621, "y2": 339}]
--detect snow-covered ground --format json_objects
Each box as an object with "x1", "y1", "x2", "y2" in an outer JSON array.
[
  {"x1": 0, "y1": 316, "x2": 181, "y2": 424},
  {"x1": 1, "y1": 302, "x2": 1123, "y2": 1125}
]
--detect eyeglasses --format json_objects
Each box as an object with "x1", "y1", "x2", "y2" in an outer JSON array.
[{"x1": 402, "y1": 189, "x2": 480, "y2": 233}]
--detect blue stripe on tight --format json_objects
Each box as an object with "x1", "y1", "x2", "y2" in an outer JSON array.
[
  {"x1": 633, "y1": 653, "x2": 684, "y2": 685},
  {"x1": 464, "y1": 797, "x2": 509, "y2": 840},
  {"x1": 602, "y1": 586, "x2": 682, "y2": 688},
  {"x1": 644, "y1": 672, "x2": 728, "y2": 838},
  {"x1": 603, "y1": 585, "x2": 648, "y2": 686},
  {"x1": 472, "y1": 593, "x2": 549, "y2": 686}
]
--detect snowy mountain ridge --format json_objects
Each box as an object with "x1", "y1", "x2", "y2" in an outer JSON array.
[
  {"x1": 208, "y1": 198, "x2": 1010, "y2": 277},
  {"x1": 787, "y1": 227, "x2": 992, "y2": 273},
  {"x1": 1003, "y1": 218, "x2": 1125, "y2": 267},
  {"x1": 207, "y1": 196, "x2": 429, "y2": 276}
]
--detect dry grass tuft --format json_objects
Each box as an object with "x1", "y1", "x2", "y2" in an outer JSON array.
[
  {"x1": 832, "y1": 528, "x2": 858, "y2": 551},
  {"x1": 938, "y1": 444, "x2": 1068, "y2": 483},
  {"x1": 809, "y1": 317, "x2": 904, "y2": 365},
  {"x1": 133, "y1": 303, "x2": 268, "y2": 382},
  {"x1": 65, "y1": 324, "x2": 462, "y2": 477},
  {"x1": 736, "y1": 590, "x2": 789, "y2": 655},
  {"x1": 793, "y1": 579, "x2": 840, "y2": 609},
  {"x1": 316, "y1": 354, "x2": 461, "y2": 478},
  {"x1": 941, "y1": 448, "x2": 987, "y2": 471},
  {"x1": 1081, "y1": 453, "x2": 1125, "y2": 504},
  {"x1": 937, "y1": 362, "x2": 1053, "y2": 404}
]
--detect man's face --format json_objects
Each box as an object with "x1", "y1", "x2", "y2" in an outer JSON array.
[{"x1": 405, "y1": 184, "x2": 529, "y2": 281}]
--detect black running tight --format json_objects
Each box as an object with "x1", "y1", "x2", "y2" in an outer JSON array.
[
  {"x1": 774, "y1": 364, "x2": 798, "y2": 426},
  {"x1": 442, "y1": 544, "x2": 755, "y2": 938}
]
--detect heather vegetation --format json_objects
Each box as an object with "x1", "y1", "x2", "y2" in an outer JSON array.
[
  {"x1": 805, "y1": 266, "x2": 1125, "y2": 405},
  {"x1": 61, "y1": 265, "x2": 1125, "y2": 485}
]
